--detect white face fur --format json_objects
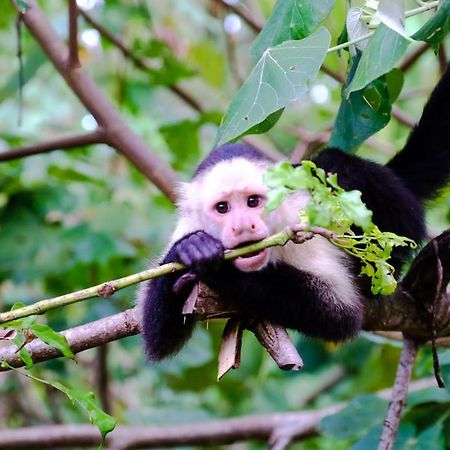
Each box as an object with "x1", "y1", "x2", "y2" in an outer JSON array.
[{"x1": 176, "y1": 157, "x2": 275, "y2": 271}]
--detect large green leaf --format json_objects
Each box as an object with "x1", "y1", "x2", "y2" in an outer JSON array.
[
  {"x1": 412, "y1": 0, "x2": 450, "y2": 52},
  {"x1": 214, "y1": 27, "x2": 331, "y2": 147},
  {"x1": 345, "y1": 24, "x2": 409, "y2": 97},
  {"x1": 250, "y1": 0, "x2": 335, "y2": 62},
  {"x1": 329, "y1": 58, "x2": 398, "y2": 151}
]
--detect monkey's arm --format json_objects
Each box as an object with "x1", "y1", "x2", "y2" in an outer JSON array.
[
  {"x1": 139, "y1": 231, "x2": 224, "y2": 361},
  {"x1": 201, "y1": 262, "x2": 364, "y2": 342}
]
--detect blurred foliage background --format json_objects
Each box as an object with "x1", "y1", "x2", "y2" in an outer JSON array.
[{"x1": 1, "y1": 1, "x2": 450, "y2": 449}]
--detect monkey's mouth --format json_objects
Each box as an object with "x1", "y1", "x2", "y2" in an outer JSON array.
[
  {"x1": 233, "y1": 241, "x2": 262, "y2": 258},
  {"x1": 232, "y1": 241, "x2": 269, "y2": 271}
]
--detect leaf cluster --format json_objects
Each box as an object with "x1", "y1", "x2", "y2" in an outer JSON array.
[{"x1": 264, "y1": 161, "x2": 416, "y2": 294}]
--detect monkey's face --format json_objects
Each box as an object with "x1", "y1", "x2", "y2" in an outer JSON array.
[{"x1": 204, "y1": 188, "x2": 271, "y2": 272}]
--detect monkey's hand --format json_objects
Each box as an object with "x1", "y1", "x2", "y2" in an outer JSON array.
[{"x1": 173, "y1": 230, "x2": 225, "y2": 275}]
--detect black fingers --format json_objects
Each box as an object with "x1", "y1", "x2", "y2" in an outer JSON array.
[{"x1": 174, "y1": 230, "x2": 224, "y2": 274}]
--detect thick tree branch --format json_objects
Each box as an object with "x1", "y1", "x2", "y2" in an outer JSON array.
[
  {"x1": 377, "y1": 339, "x2": 418, "y2": 450},
  {"x1": 0, "y1": 405, "x2": 342, "y2": 449},
  {"x1": 0, "y1": 129, "x2": 106, "y2": 162},
  {"x1": 0, "y1": 309, "x2": 139, "y2": 371},
  {"x1": 16, "y1": 0, "x2": 179, "y2": 201}
]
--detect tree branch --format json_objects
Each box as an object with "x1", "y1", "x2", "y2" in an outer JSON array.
[
  {"x1": 212, "y1": 0, "x2": 263, "y2": 33},
  {"x1": 68, "y1": 0, "x2": 80, "y2": 68},
  {"x1": 0, "y1": 309, "x2": 139, "y2": 371},
  {"x1": 377, "y1": 339, "x2": 418, "y2": 450},
  {"x1": 1, "y1": 230, "x2": 450, "y2": 372},
  {"x1": 16, "y1": 0, "x2": 179, "y2": 201},
  {"x1": 0, "y1": 405, "x2": 342, "y2": 449},
  {"x1": 0, "y1": 129, "x2": 106, "y2": 162}
]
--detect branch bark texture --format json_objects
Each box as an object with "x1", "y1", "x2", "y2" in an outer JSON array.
[{"x1": 17, "y1": 0, "x2": 179, "y2": 201}]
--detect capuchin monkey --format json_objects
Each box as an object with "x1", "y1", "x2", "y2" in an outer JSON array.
[{"x1": 138, "y1": 64, "x2": 450, "y2": 362}]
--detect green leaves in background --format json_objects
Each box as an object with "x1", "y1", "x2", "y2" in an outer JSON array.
[
  {"x1": 0, "y1": 363, "x2": 116, "y2": 441},
  {"x1": 214, "y1": 27, "x2": 330, "y2": 147},
  {"x1": 133, "y1": 39, "x2": 195, "y2": 86},
  {"x1": 412, "y1": 0, "x2": 450, "y2": 52},
  {"x1": 344, "y1": 24, "x2": 409, "y2": 97},
  {"x1": 320, "y1": 395, "x2": 388, "y2": 441},
  {"x1": 160, "y1": 112, "x2": 222, "y2": 171},
  {"x1": 250, "y1": 0, "x2": 335, "y2": 62}
]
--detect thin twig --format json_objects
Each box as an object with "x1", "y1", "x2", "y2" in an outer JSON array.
[
  {"x1": 15, "y1": 11, "x2": 24, "y2": 126},
  {"x1": 68, "y1": 0, "x2": 80, "y2": 68},
  {"x1": 0, "y1": 228, "x2": 297, "y2": 324},
  {"x1": 438, "y1": 44, "x2": 447, "y2": 75},
  {"x1": 0, "y1": 129, "x2": 106, "y2": 162},
  {"x1": 377, "y1": 338, "x2": 418, "y2": 450},
  {"x1": 212, "y1": 0, "x2": 263, "y2": 32},
  {"x1": 399, "y1": 43, "x2": 429, "y2": 72}
]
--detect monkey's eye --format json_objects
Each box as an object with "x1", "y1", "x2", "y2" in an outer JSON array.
[
  {"x1": 215, "y1": 201, "x2": 230, "y2": 214},
  {"x1": 247, "y1": 195, "x2": 262, "y2": 208}
]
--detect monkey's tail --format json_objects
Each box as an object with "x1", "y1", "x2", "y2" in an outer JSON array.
[{"x1": 387, "y1": 63, "x2": 450, "y2": 201}]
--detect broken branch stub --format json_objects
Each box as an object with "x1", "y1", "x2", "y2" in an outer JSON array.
[{"x1": 183, "y1": 283, "x2": 303, "y2": 378}]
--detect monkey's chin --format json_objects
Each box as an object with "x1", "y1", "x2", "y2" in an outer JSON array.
[{"x1": 233, "y1": 249, "x2": 270, "y2": 272}]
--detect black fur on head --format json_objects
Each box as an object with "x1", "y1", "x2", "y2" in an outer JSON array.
[{"x1": 194, "y1": 142, "x2": 268, "y2": 178}]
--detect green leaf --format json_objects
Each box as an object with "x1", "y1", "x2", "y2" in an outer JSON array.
[
  {"x1": 265, "y1": 187, "x2": 288, "y2": 212},
  {"x1": 214, "y1": 27, "x2": 331, "y2": 147},
  {"x1": 51, "y1": 382, "x2": 116, "y2": 441},
  {"x1": 338, "y1": 190, "x2": 373, "y2": 232},
  {"x1": 345, "y1": 24, "x2": 410, "y2": 97},
  {"x1": 329, "y1": 75, "x2": 392, "y2": 151},
  {"x1": 29, "y1": 324, "x2": 74, "y2": 359},
  {"x1": 416, "y1": 422, "x2": 445, "y2": 450},
  {"x1": 250, "y1": 0, "x2": 335, "y2": 61},
  {"x1": 0, "y1": 46, "x2": 47, "y2": 103},
  {"x1": 412, "y1": 0, "x2": 450, "y2": 52},
  {"x1": 385, "y1": 68, "x2": 404, "y2": 103}
]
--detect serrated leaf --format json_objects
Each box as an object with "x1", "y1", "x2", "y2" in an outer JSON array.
[
  {"x1": 345, "y1": 24, "x2": 409, "y2": 97},
  {"x1": 251, "y1": 0, "x2": 335, "y2": 62},
  {"x1": 338, "y1": 190, "x2": 373, "y2": 231},
  {"x1": 29, "y1": 324, "x2": 74, "y2": 359},
  {"x1": 412, "y1": 0, "x2": 450, "y2": 52},
  {"x1": 215, "y1": 27, "x2": 331, "y2": 147},
  {"x1": 265, "y1": 188, "x2": 288, "y2": 212}
]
